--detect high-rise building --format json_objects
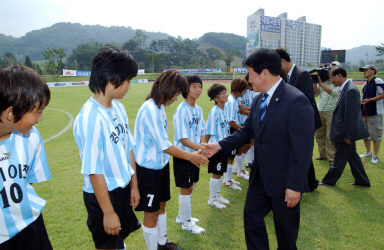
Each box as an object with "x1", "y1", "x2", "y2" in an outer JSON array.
[{"x1": 247, "y1": 9, "x2": 321, "y2": 67}]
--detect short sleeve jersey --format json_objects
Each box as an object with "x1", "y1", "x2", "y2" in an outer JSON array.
[
  {"x1": 73, "y1": 97, "x2": 135, "y2": 193},
  {"x1": 134, "y1": 98, "x2": 172, "y2": 170},
  {"x1": 226, "y1": 95, "x2": 240, "y2": 123},
  {"x1": 237, "y1": 90, "x2": 253, "y2": 124},
  {"x1": 0, "y1": 127, "x2": 51, "y2": 244},
  {"x1": 173, "y1": 101, "x2": 206, "y2": 153},
  {"x1": 206, "y1": 104, "x2": 230, "y2": 143}
]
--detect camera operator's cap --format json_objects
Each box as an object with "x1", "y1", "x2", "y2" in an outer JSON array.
[
  {"x1": 331, "y1": 61, "x2": 341, "y2": 67},
  {"x1": 359, "y1": 64, "x2": 377, "y2": 72}
]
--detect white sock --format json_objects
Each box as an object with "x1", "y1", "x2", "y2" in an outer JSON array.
[
  {"x1": 209, "y1": 177, "x2": 216, "y2": 201},
  {"x1": 225, "y1": 164, "x2": 233, "y2": 183},
  {"x1": 142, "y1": 225, "x2": 158, "y2": 250},
  {"x1": 179, "y1": 194, "x2": 191, "y2": 223},
  {"x1": 157, "y1": 213, "x2": 167, "y2": 245},
  {"x1": 235, "y1": 155, "x2": 243, "y2": 172},
  {"x1": 215, "y1": 177, "x2": 223, "y2": 198},
  {"x1": 245, "y1": 149, "x2": 252, "y2": 166}
]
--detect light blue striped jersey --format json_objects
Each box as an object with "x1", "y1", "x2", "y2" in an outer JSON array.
[
  {"x1": 227, "y1": 95, "x2": 240, "y2": 123},
  {"x1": 206, "y1": 104, "x2": 230, "y2": 143},
  {"x1": 0, "y1": 127, "x2": 51, "y2": 244},
  {"x1": 173, "y1": 101, "x2": 206, "y2": 153},
  {"x1": 73, "y1": 97, "x2": 135, "y2": 193},
  {"x1": 249, "y1": 90, "x2": 259, "y2": 104},
  {"x1": 237, "y1": 90, "x2": 254, "y2": 124},
  {"x1": 134, "y1": 99, "x2": 172, "y2": 170}
]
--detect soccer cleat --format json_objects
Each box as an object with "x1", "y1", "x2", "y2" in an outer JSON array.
[
  {"x1": 208, "y1": 198, "x2": 227, "y2": 209},
  {"x1": 182, "y1": 221, "x2": 206, "y2": 234},
  {"x1": 359, "y1": 152, "x2": 372, "y2": 158},
  {"x1": 217, "y1": 195, "x2": 230, "y2": 204},
  {"x1": 158, "y1": 240, "x2": 183, "y2": 250},
  {"x1": 225, "y1": 181, "x2": 242, "y2": 190},
  {"x1": 237, "y1": 170, "x2": 249, "y2": 180},
  {"x1": 370, "y1": 156, "x2": 379, "y2": 164},
  {"x1": 176, "y1": 215, "x2": 199, "y2": 224}
]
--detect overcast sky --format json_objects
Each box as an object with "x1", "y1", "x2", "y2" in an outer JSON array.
[{"x1": 0, "y1": 0, "x2": 383, "y2": 50}]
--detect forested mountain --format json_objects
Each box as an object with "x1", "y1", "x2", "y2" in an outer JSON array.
[
  {"x1": 0, "y1": 22, "x2": 170, "y2": 60},
  {"x1": 198, "y1": 32, "x2": 247, "y2": 57},
  {"x1": 0, "y1": 23, "x2": 246, "y2": 61}
]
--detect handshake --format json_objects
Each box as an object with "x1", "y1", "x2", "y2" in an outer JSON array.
[{"x1": 190, "y1": 143, "x2": 222, "y2": 168}]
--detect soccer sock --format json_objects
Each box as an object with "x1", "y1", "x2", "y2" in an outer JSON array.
[
  {"x1": 157, "y1": 213, "x2": 167, "y2": 245},
  {"x1": 142, "y1": 225, "x2": 158, "y2": 250},
  {"x1": 249, "y1": 145, "x2": 254, "y2": 162},
  {"x1": 225, "y1": 164, "x2": 233, "y2": 183},
  {"x1": 215, "y1": 177, "x2": 223, "y2": 197},
  {"x1": 245, "y1": 148, "x2": 252, "y2": 166},
  {"x1": 209, "y1": 177, "x2": 216, "y2": 201},
  {"x1": 235, "y1": 155, "x2": 243, "y2": 172},
  {"x1": 179, "y1": 194, "x2": 191, "y2": 223}
]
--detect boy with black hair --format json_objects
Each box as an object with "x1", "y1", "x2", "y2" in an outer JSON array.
[
  {"x1": 173, "y1": 75, "x2": 206, "y2": 234},
  {"x1": 206, "y1": 84, "x2": 231, "y2": 209},
  {"x1": 73, "y1": 45, "x2": 140, "y2": 250},
  {"x1": 0, "y1": 65, "x2": 52, "y2": 249}
]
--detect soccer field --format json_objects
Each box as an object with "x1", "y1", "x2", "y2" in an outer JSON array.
[{"x1": 35, "y1": 83, "x2": 384, "y2": 249}]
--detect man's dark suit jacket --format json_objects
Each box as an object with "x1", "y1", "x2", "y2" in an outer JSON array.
[
  {"x1": 219, "y1": 81, "x2": 314, "y2": 196},
  {"x1": 331, "y1": 80, "x2": 369, "y2": 143},
  {"x1": 289, "y1": 65, "x2": 322, "y2": 130}
]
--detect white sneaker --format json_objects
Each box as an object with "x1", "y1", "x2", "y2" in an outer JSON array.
[
  {"x1": 225, "y1": 181, "x2": 242, "y2": 190},
  {"x1": 208, "y1": 198, "x2": 227, "y2": 209},
  {"x1": 232, "y1": 166, "x2": 239, "y2": 174},
  {"x1": 237, "y1": 170, "x2": 249, "y2": 180},
  {"x1": 360, "y1": 152, "x2": 372, "y2": 158},
  {"x1": 176, "y1": 215, "x2": 199, "y2": 224},
  {"x1": 182, "y1": 221, "x2": 206, "y2": 234},
  {"x1": 370, "y1": 156, "x2": 379, "y2": 164},
  {"x1": 218, "y1": 195, "x2": 230, "y2": 204}
]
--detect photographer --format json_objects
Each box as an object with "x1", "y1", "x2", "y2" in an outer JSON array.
[{"x1": 313, "y1": 67, "x2": 340, "y2": 166}]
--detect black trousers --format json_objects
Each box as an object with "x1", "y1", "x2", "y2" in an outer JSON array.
[
  {"x1": 307, "y1": 161, "x2": 318, "y2": 191},
  {"x1": 244, "y1": 174, "x2": 300, "y2": 250},
  {"x1": 322, "y1": 141, "x2": 370, "y2": 185}
]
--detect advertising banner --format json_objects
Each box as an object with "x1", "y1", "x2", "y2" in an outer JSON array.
[
  {"x1": 62, "y1": 69, "x2": 77, "y2": 76},
  {"x1": 46, "y1": 81, "x2": 89, "y2": 87},
  {"x1": 76, "y1": 71, "x2": 91, "y2": 77}
]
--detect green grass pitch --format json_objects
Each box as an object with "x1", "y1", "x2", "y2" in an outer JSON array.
[{"x1": 34, "y1": 82, "x2": 384, "y2": 249}]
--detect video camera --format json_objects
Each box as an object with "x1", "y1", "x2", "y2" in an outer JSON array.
[{"x1": 309, "y1": 66, "x2": 330, "y2": 83}]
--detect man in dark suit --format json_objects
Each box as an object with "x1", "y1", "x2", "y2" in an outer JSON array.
[
  {"x1": 320, "y1": 67, "x2": 370, "y2": 186},
  {"x1": 203, "y1": 48, "x2": 314, "y2": 249},
  {"x1": 276, "y1": 48, "x2": 322, "y2": 192}
]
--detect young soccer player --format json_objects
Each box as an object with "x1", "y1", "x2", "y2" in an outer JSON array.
[
  {"x1": 134, "y1": 70, "x2": 208, "y2": 250},
  {"x1": 173, "y1": 75, "x2": 206, "y2": 234},
  {"x1": 0, "y1": 65, "x2": 52, "y2": 249},
  {"x1": 224, "y1": 78, "x2": 249, "y2": 190},
  {"x1": 205, "y1": 84, "x2": 231, "y2": 209},
  {"x1": 73, "y1": 45, "x2": 140, "y2": 250},
  {"x1": 234, "y1": 77, "x2": 254, "y2": 179}
]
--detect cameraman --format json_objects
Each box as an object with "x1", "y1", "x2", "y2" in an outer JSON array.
[{"x1": 313, "y1": 68, "x2": 340, "y2": 166}]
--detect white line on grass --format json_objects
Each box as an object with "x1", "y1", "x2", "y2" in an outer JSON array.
[{"x1": 43, "y1": 108, "x2": 74, "y2": 144}]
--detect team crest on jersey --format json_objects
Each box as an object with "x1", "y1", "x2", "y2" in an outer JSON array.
[{"x1": 0, "y1": 153, "x2": 10, "y2": 162}]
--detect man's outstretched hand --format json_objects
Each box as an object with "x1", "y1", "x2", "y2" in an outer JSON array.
[{"x1": 201, "y1": 143, "x2": 221, "y2": 158}]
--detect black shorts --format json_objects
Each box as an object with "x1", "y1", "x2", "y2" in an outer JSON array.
[
  {"x1": 0, "y1": 214, "x2": 52, "y2": 250},
  {"x1": 135, "y1": 163, "x2": 171, "y2": 212},
  {"x1": 83, "y1": 185, "x2": 141, "y2": 249},
  {"x1": 229, "y1": 128, "x2": 238, "y2": 158},
  {"x1": 208, "y1": 150, "x2": 228, "y2": 175},
  {"x1": 173, "y1": 157, "x2": 200, "y2": 188}
]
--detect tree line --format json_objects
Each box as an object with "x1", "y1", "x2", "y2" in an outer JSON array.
[{"x1": 0, "y1": 30, "x2": 240, "y2": 74}]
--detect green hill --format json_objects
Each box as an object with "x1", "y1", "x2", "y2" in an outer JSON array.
[{"x1": 0, "y1": 23, "x2": 247, "y2": 61}]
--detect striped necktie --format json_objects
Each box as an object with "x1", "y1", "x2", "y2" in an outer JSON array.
[{"x1": 259, "y1": 93, "x2": 269, "y2": 126}]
